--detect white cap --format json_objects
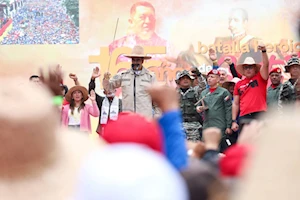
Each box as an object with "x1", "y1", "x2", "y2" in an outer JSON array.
[{"x1": 73, "y1": 144, "x2": 189, "y2": 200}]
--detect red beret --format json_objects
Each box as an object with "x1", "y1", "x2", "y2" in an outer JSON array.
[
  {"x1": 207, "y1": 69, "x2": 220, "y2": 76},
  {"x1": 269, "y1": 67, "x2": 282, "y2": 75},
  {"x1": 102, "y1": 112, "x2": 164, "y2": 154}
]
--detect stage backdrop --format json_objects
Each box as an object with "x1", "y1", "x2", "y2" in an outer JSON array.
[{"x1": 0, "y1": 0, "x2": 299, "y2": 136}]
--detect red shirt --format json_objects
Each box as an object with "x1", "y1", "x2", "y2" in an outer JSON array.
[{"x1": 233, "y1": 72, "x2": 267, "y2": 116}]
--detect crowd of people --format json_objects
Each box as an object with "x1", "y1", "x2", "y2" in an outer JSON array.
[
  {"x1": 1, "y1": 1, "x2": 299, "y2": 197},
  {"x1": 0, "y1": 0, "x2": 79, "y2": 45},
  {"x1": 0, "y1": 18, "x2": 10, "y2": 29},
  {"x1": 23, "y1": 43, "x2": 300, "y2": 199}
]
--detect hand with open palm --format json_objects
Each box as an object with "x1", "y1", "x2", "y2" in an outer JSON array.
[
  {"x1": 91, "y1": 67, "x2": 101, "y2": 80},
  {"x1": 89, "y1": 90, "x2": 96, "y2": 102}
]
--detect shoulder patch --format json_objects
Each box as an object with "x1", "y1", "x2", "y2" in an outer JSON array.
[{"x1": 224, "y1": 95, "x2": 230, "y2": 101}]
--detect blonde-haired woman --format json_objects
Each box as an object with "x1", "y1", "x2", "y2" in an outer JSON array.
[{"x1": 61, "y1": 85, "x2": 99, "y2": 133}]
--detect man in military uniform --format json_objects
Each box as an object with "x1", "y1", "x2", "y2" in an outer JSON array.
[
  {"x1": 267, "y1": 67, "x2": 283, "y2": 111},
  {"x1": 103, "y1": 45, "x2": 159, "y2": 119},
  {"x1": 196, "y1": 69, "x2": 232, "y2": 152},
  {"x1": 278, "y1": 56, "x2": 300, "y2": 112},
  {"x1": 176, "y1": 70, "x2": 205, "y2": 141}
]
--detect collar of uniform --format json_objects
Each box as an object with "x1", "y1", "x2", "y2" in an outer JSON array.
[
  {"x1": 208, "y1": 86, "x2": 221, "y2": 94},
  {"x1": 269, "y1": 83, "x2": 282, "y2": 89},
  {"x1": 179, "y1": 87, "x2": 193, "y2": 96},
  {"x1": 130, "y1": 66, "x2": 147, "y2": 75}
]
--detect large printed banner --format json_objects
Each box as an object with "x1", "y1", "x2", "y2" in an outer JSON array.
[
  {"x1": 0, "y1": 0, "x2": 299, "y2": 86},
  {"x1": 0, "y1": 0, "x2": 299, "y2": 136}
]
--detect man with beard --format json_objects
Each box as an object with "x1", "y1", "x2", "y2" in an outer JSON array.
[{"x1": 103, "y1": 45, "x2": 159, "y2": 119}]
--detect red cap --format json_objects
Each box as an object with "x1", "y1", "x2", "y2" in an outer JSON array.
[
  {"x1": 102, "y1": 112, "x2": 164, "y2": 154},
  {"x1": 269, "y1": 67, "x2": 282, "y2": 75},
  {"x1": 207, "y1": 69, "x2": 220, "y2": 76},
  {"x1": 220, "y1": 144, "x2": 251, "y2": 177}
]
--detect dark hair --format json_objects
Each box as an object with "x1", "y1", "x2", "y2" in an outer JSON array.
[
  {"x1": 70, "y1": 100, "x2": 85, "y2": 115},
  {"x1": 62, "y1": 85, "x2": 68, "y2": 96},
  {"x1": 29, "y1": 75, "x2": 39, "y2": 80},
  {"x1": 130, "y1": 1, "x2": 155, "y2": 15},
  {"x1": 230, "y1": 8, "x2": 248, "y2": 21}
]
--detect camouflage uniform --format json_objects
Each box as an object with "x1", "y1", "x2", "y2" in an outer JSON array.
[
  {"x1": 177, "y1": 70, "x2": 206, "y2": 142},
  {"x1": 278, "y1": 57, "x2": 300, "y2": 113}
]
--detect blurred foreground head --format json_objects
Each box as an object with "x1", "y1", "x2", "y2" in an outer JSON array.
[
  {"x1": 102, "y1": 112, "x2": 164, "y2": 153},
  {"x1": 233, "y1": 108, "x2": 300, "y2": 200},
  {"x1": 73, "y1": 144, "x2": 188, "y2": 200},
  {"x1": 181, "y1": 160, "x2": 228, "y2": 200},
  {"x1": 0, "y1": 78, "x2": 104, "y2": 199}
]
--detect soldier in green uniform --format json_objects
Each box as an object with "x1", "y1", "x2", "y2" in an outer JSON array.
[
  {"x1": 196, "y1": 69, "x2": 232, "y2": 152},
  {"x1": 279, "y1": 57, "x2": 300, "y2": 112},
  {"x1": 176, "y1": 69, "x2": 206, "y2": 142},
  {"x1": 267, "y1": 67, "x2": 282, "y2": 111}
]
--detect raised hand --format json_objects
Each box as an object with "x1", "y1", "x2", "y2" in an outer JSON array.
[
  {"x1": 103, "y1": 72, "x2": 111, "y2": 80},
  {"x1": 91, "y1": 67, "x2": 101, "y2": 80},
  {"x1": 69, "y1": 73, "x2": 78, "y2": 81},
  {"x1": 224, "y1": 57, "x2": 233, "y2": 65},
  {"x1": 209, "y1": 48, "x2": 217, "y2": 61},
  {"x1": 258, "y1": 42, "x2": 266, "y2": 52},
  {"x1": 89, "y1": 90, "x2": 96, "y2": 101},
  {"x1": 191, "y1": 67, "x2": 201, "y2": 76},
  {"x1": 39, "y1": 67, "x2": 63, "y2": 96}
]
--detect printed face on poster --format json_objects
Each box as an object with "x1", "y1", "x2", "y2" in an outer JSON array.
[{"x1": 0, "y1": 0, "x2": 299, "y2": 87}]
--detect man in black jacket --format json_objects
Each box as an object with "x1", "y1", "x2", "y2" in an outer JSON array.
[{"x1": 88, "y1": 67, "x2": 122, "y2": 135}]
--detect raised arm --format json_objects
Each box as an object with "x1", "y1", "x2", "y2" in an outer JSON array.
[
  {"x1": 88, "y1": 67, "x2": 102, "y2": 103},
  {"x1": 258, "y1": 44, "x2": 269, "y2": 80},
  {"x1": 209, "y1": 48, "x2": 219, "y2": 69},
  {"x1": 191, "y1": 67, "x2": 207, "y2": 95},
  {"x1": 69, "y1": 73, "x2": 80, "y2": 86},
  {"x1": 88, "y1": 90, "x2": 100, "y2": 117},
  {"x1": 102, "y1": 72, "x2": 122, "y2": 91},
  {"x1": 224, "y1": 56, "x2": 242, "y2": 78}
]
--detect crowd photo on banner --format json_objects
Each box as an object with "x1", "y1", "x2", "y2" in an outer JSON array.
[{"x1": 1, "y1": 0, "x2": 300, "y2": 200}]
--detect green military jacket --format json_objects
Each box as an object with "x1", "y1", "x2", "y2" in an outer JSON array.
[
  {"x1": 267, "y1": 84, "x2": 282, "y2": 109},
  {"x1": 200, "y1": 87, "x2": 232, "y2": 132}
]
